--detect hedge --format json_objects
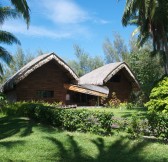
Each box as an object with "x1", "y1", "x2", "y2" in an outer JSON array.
[{"x1": 3, "y1": 101, "x2": 114, "y2": 135}]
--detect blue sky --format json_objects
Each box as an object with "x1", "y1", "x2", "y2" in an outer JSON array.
[{"x1": 2, "y1": 0, "x2": 135, "y2": 60}]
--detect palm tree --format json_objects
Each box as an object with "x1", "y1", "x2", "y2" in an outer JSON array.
[
  {"x1": 122, "y1": 0, "x2": 168, "y2": 75},
  {"x1": 9, "y1": 0, "x2": 30, "y2": 27},
  {"x1": 0, "y1": 1, "x2": 30, "y2": 78}
]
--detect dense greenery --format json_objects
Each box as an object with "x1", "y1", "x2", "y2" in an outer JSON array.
[
  {"x1": 128, "y1": 41, "x2": 164, "y2": 97},
  {"x1": 145, "y1": 76, "x2": 168, "y2": 113},
  {"x1": 126, "y1": 112, "x2": 168, "y2": 140},
  {"x1": 122, "y1": 0, "x2": 168, "y2": 74},
  {"x1": 1, "y1": 115, "x2": 168, "y2": 162},
  {"x1": 1, "y1": 101, "x2": 167, "y2": 140},
  {"x1": 3, "y1": 101, "x2": 115, "y2": 135}
]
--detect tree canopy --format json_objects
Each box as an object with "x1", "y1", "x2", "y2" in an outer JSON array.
[{"x1": 122, "y1": 0, "x2": 168, "y2": 74}]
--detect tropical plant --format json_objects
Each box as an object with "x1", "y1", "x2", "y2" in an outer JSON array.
[
  {"x1": 128, "y1": 39, "x2": 164, "y2": 97},
  {"x1": 145, "y1": 76, "x2": 168, "y2": 113},
  {"x1": 0, "y1": 1, "x2": 30, "y2": 78},
  {"x1": 122, "y1": 0, "x2": 168, "y2": 74}
]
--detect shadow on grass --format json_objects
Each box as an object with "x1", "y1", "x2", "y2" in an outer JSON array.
[
  {"x1": 0, "y1": 116, "x2": 35, "y2": 139},
  {"x1": 45, "y1": 135, "x2": 167, "y2": 162},
  {"x1": 120, "y1": 108, "x2": 148, "y2": 119},
  {"x1": 0, "y1": 140, "x2": 25, "y2": 148},
  {"x1": 45, "y1": 135, "x2": 93, "y2": 162}
]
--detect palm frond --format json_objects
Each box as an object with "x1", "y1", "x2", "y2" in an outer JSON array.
[
  {"x1": 0, "y1": 30, "x2": 20, "y2": 45},
  {"x1": 0, "y1": 46, "x2": 13, "y2": 65},
  {"x1": 0, "y1": 7, "x2": 19, "y2": 25},
  {"x1": 10, "y1": 0, "x2": 30, "y2": 27}
]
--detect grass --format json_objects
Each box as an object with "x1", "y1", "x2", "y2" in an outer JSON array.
[
  {"x1": 0, "y1": 114, "x2": 168, "y2": 162},
  {"x1": 81, "y1": 107, "x2": 147, "y2": 118}
]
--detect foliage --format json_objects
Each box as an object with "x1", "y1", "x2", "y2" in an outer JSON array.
[
  {"x1": 1, "y1": 116, "x2": 168, "y2": 162},
  {"x1": 3, "y1": 101, "x2": 114, "y2": 135},
  {"x1": 122, "y1": 0, "x2": 168, "y2": 74},
  {"x1": 128, "y1": 39, "x2": 164, "y2": 98},
  {"x1": 103, "y1": 33, "x2": 129, "y2": 63},
  {"x1": 125, "y1": 112, "x2": 168, "y2": 140},
  {"x1": 67, "y1": 44, "x2": 104, "y2": 76},
  {"x1": 145, "y1": 76, "x2": 168, "y2": 113},
  {"x1": 126, "y1": 114, "x2": 149, "y2": 138},
  {"x1": 0, "y1": 1, "x2": 30, "y2": 78}
]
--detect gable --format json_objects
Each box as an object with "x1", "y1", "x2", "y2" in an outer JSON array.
[
  {"x1": 79, "y1": 62, "x2": 140, "y2": 89},
  {"x1": 1, "y1": 53, "x2": 78, "y2": 92}
]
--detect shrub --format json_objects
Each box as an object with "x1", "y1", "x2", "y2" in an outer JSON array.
[
  {"x1": 3, "y1": 101, "x2": 115, "y2": 135},
  {"x1": 126, "y1": 114, "x2": 149, "y2": 138},
  {"x1": 147, "y1": 112, "x2": 168, "y2": 140},
  {"x1": 126, "y1": 112, "x2": 168, "y2": 140},
  {"x1": 145, "y1": 76, "x2": 168, "y2": 113}
]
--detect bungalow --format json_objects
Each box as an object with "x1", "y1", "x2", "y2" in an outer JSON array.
[{"x1": 1, "y1": 53, "x2": 140, "y2": 105}]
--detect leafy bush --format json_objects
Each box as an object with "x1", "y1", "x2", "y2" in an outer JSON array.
[
  {"x1": 126, "y1": 112, "x2": 168, "y2": 140},
  {"x1": 147, "y1": 113, "x2": 168, "y2": 140},
  {"x1": 3, "y1": 101, "x2": 114, "y2": 135},
  {"x1": 145, "y1": 77, "x2": 168, "y2": 113},
  {"x1": 126, "y1": 114, "x2": 149, "y2": 138}
]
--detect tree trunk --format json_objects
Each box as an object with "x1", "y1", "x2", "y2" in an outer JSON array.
[{"x1": 162, "y1": 26, "x2": 168, "y2": 75}]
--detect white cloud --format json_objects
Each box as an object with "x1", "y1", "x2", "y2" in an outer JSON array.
[
  {"x1": 40, "y1": 0, "x2": 89, "y2": 24},
  {"x1": 34, "y1": 0, "x2": 110, "y2": 25},
  {"x1": 1, "y1": 20, "x2": 91, "y2": 39},
  {"x1": 2, "y1": 21, "x2": 71, "y2": 38},
  {"x1": 1, "y1": 0, "x2": 110, "y2": 40},
  {"x1": 93, "y1": 18, "x2": 111, "y2": 25}
]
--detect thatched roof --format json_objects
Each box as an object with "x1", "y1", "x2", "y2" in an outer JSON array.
[
  {"x1": 1, "y1": 52, "x2": 78, "y2": 92},
  {"x1": 79, "y1": 62, "x2": 140, "y2": 88}
]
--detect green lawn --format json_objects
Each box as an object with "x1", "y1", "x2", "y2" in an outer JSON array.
[
  {"x1": 0, "y1": 115, "x2": 168, "y2": 162},
  {"x1": 80, "y1": 107, "x2": 147, "y2": 118}
]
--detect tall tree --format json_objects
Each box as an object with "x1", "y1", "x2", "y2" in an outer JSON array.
[
  {"x1": 103, "y1": 33, "x2": 129, "y2": 63},
  {"x1": 68, "y1": 45, "x2": 104, "y2": 76},
  {"x1": 128, "y1": 38, "x2": 164, "y2": 98},
  {"x1": 122, "y1": 0, "x2": 168, "y2": 74},
  {"x1": 0, "y1": 0, "x2": 30, "y2": 78}
]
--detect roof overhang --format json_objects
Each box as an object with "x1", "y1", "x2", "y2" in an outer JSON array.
[
  {"x1": 104, "y1": 63, "x2": 140, "y2": 89},
  {"x1": 64, "y1": 84, "x2": 108, "y2": 98},
  {"x1": 1, "y1": 53, "x2": 79, "y2": 92}
]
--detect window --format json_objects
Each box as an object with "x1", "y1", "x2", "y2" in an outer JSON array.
[
  {"x1": 110, "y1": 75, "x2": 121, "y2": 82},
  {"x1": 36, "y1": 90, "x2": 54, "y2": 98}
]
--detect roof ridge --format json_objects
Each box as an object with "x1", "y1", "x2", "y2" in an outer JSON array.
[{"x1": 1, "y1": 52, "x2": 78, "y2": 92}]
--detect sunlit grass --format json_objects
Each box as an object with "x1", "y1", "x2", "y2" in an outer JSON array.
[
  {"x1": 79, "y1": 107, "x2": 147, "y2": 118},
  {"x1": 0, "y1": 115, "x2": 168, "y2": 162}
]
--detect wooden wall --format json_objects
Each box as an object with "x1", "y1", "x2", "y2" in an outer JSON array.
[
  {"x1": 14, "y1": 60, "x2": 71, "y2": 103},
  {"x1": 105, "y1": 69, "x2": 132, "y2": 103}
]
